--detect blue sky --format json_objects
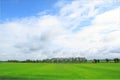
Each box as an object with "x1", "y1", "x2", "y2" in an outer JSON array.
[
  {"x1": 0, "y1": 0, "x2": 57, "y2": 22},
  {"x1": 0, "y1": 0, "x2": 120, "y2": 60}
]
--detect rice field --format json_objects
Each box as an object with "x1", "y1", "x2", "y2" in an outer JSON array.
[{"x1": 0, "y1": 63, "x2": 120, "y2": 80}]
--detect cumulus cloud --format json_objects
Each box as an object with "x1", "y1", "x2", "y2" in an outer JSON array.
[
  {"x1": 0, "y1": 0, "x2": 120, "y2": 60},
  {"x1": 56, "y1": 6, "x2": 120, "y2": 59}
]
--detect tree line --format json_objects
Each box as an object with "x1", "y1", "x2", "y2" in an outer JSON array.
[
  {"x1": 92, "y1": 58, "x2": 119, "y2": 63},
  {"x1": 0, "y1": 57, "x2": 119, "y2": 63}
]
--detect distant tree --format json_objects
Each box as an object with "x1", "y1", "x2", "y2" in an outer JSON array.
[
  {"x1": 84, "y1": 58, "x2": 87, "y2": 63},
  {"x1": 26, "y1": 59, "x2": 32, "y2": 63},
  {"x1": 93, "y1": 59, "x2": 97, "y2": 63},
  {"x1": 114, "y1": 58, "x2": 119, "y2": 63},
  {"x1": 7, "y1": 60, "x2": 19, "y2": 62},
  {"x1": 97, "y1": 59, "x2": 100, "y2": 63},
  {"x1": 105, "y1": 58, "x2": 109, "y2": 63}
]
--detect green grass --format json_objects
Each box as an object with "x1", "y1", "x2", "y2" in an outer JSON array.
[{"x1": 0, "y1": 63, "x2": 120, "y2": 80}]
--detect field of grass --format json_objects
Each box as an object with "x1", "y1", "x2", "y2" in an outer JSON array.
[{"x1": 0, "y1": 63, "x2": 120, "y2": 80}]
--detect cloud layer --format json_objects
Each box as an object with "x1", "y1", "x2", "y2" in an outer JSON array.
[{"x1": 0, "y1": 0, "x2": 120, "y2": 60}]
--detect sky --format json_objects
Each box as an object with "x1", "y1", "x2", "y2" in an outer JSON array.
[{"x1": 0, "y1": 0, "x2": 120, "y2": 60}]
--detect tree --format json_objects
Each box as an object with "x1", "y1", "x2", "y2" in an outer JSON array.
[
  {"x1": 105, "y1": 58, "x2": 109, "y2": 63},
  {"x1": 97, "y1": 59, "x2": 100, "y2": 63},
  {"x1": 93, "y1": 59, "x2": 97, "y2": 63},
  {"x1": 114, "y1": 58, "x2": 119, "y2": 63}
]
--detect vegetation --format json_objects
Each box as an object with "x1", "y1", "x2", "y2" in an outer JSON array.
[
  {"x1": 114, "y1": 58, "x2": 119, "y2": 63},
  {"x1": 5, "y1": 57, "x2": 87, "y2": 63},
  {"x1": 0, "y1": 57, "x2": 119, "y2": 79},
  {"x1": 1, "y1": 57, "x2": 119, "y2": 63},
  {"x1": 0, "y1": 63, "x2": 120, "y2": 80}
]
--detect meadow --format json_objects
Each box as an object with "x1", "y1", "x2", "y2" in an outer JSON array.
[{"x1": 0, "y1": 63, "x2": 120, "y2": 80}]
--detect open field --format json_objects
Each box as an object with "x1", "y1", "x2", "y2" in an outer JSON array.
[{"x1": 0, "y1": 63, "x2": 120, "y2": 80}]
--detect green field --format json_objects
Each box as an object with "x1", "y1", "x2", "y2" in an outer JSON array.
[{"x1": 0, "y1": 63, "x2": 120, "y2": 80}]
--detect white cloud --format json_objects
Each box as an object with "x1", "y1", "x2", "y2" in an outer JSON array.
[
  {"x1": 0, "y1": 0, "x2": 120, "y2": 60},
  {"x1": 55, "y1": 7, "x2": 120, "y2": 59}
]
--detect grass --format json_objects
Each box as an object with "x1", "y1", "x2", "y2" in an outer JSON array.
[{"x1": 0, "y1": 63, "x2": 120, "y2": 80}]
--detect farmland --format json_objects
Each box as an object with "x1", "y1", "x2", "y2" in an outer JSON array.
[{"x1": 0, "y1": 63, "x2": 120, "y2": 80}]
